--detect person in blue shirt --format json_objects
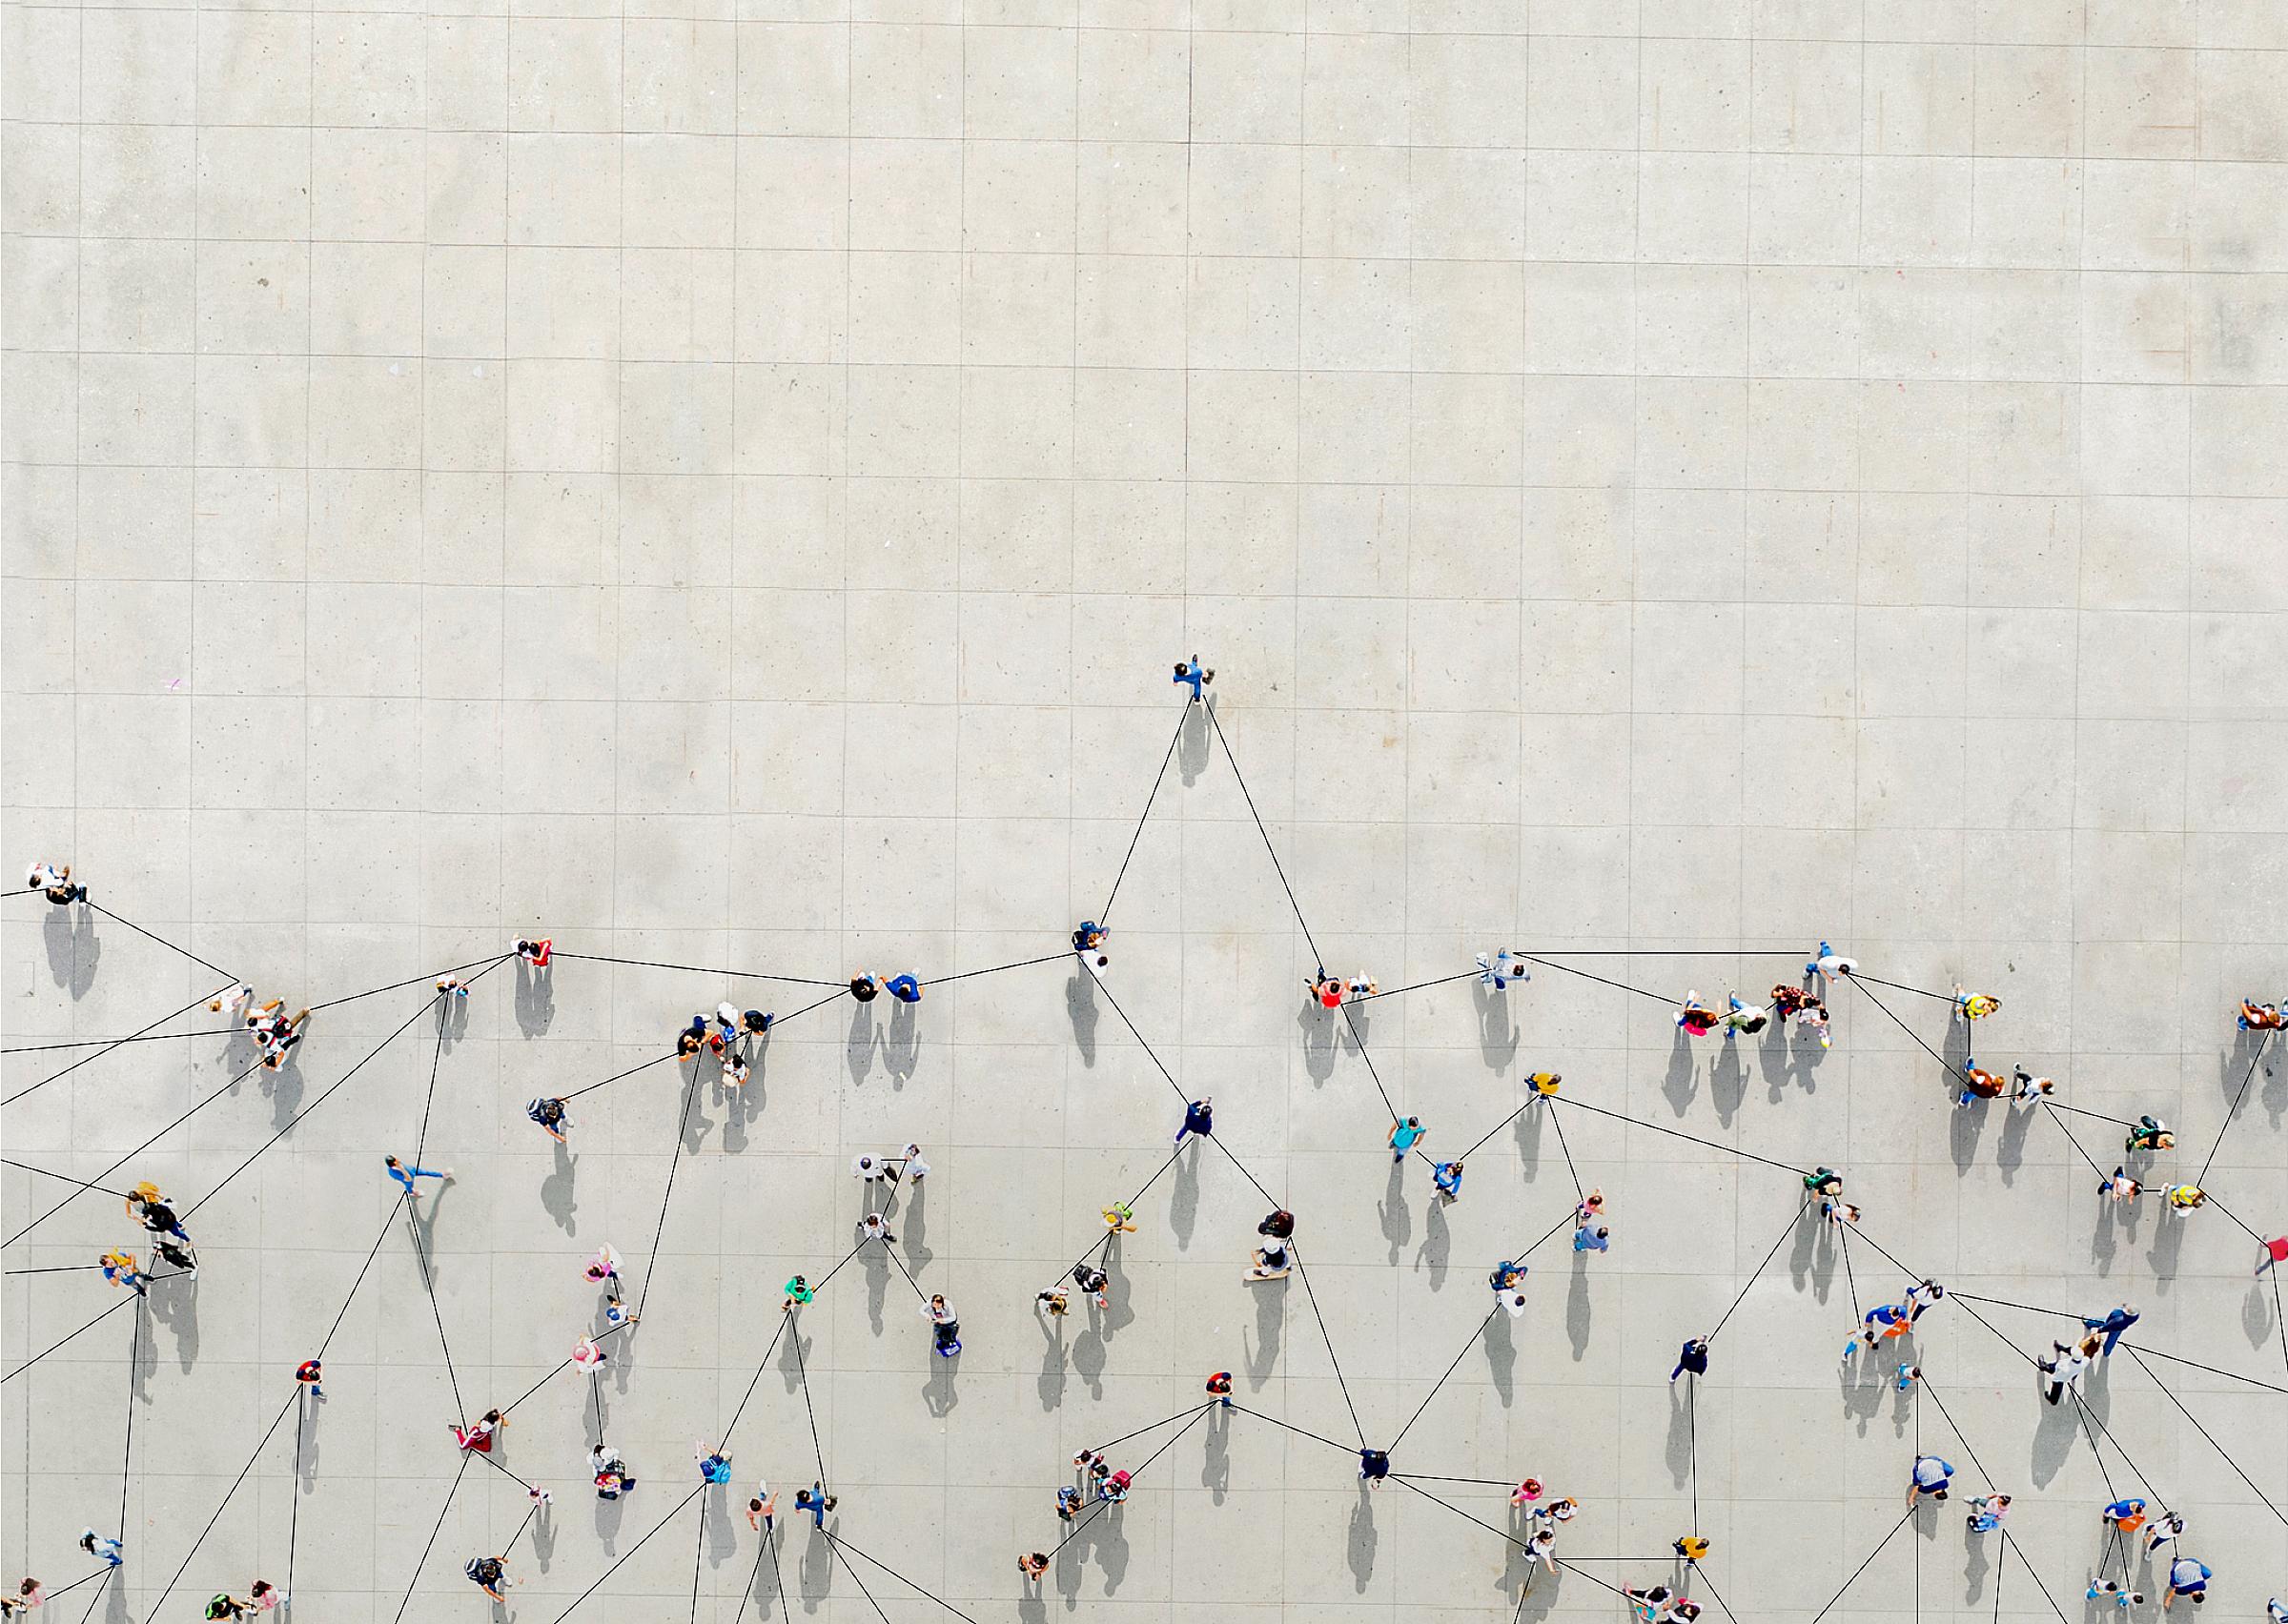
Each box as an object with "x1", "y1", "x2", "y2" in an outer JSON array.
[
  {"x1": 1432, "y1": 1160, "x2": 1464, "y2": 1204},
  {"x1": 885, "y1": 974, "x2": 923, "y2": 1004},
  {"x1": 2164, "y1": 1556, "x2": 2212, "y2": 1609},
  {"x1": 1175, "y1": 1098, "x2": 1214, "y2": 1147},
  {"x1": 2082, "y1": 1303, "x2": 2140, "y2": 1357},
  {"x1": 1387, "y1": 1116, "x2": 1426, "y2": 1162},
  {"x1": 1173, "y1": 657, "x2": 1213, "y2": 701},
  {"x1": 1574, "y1": 1226, "x2": 1611, "y2": 1254},
  {"x1": 1906, "y1": 1455, "x2": 1955, "y2": 1506}
]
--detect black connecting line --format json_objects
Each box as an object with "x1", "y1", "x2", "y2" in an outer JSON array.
[
  {"x1": 2198, "y1": 1027, "x2": 2276, "y2": 1186},
  {"x1": 1098, "y1": 696, "x2": 1191, "y2": 924},
  {"x1": 2121, "y1": 1346, "x2": 2288, "y2": 1527}
]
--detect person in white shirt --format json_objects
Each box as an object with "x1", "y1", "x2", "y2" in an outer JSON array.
[{"x1": 893, "y1": 1144, "x2": 929, "y2": 1184}]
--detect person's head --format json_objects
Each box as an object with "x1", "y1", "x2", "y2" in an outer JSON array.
[
  {"x1": 1595, "y1": 1227, "x2": 1610, "y2": 1240},
  {"x1": 250, "y1": 1582, "x2": 273, "y2": 1599},
  {"x1": 385, "y1": 1155, "x2": 402, "y2": 1169},
  {"x1": 77, "y1": 1533, "x2": 94, "y2": 1553},
  {"x1": 1173, "y1": 663, "x2": 1187, "y2": 677},
  {"x1": 790, "y1": 1274, "x2": 807, "y2": 1289},
  {"x1": 1405, "y1": 1116, "x2": 1420, "y2": 1128},
  {"x1": 483, "y1": 1409, "x2": 501, "y2": 1424},
  {"x1": 930, "y1": 1293, "x2": 945, "y2": 1309}
]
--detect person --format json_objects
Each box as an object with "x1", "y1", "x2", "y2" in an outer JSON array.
[
  {"x1": 1477, "y1": 950, "x2": 1529, "y2": 989},
  {"x1": 848, "y1": 973, "x2": 879, "y2": 1003},
  {"x1": 1073, "y1": 1263, "x2": 1111, "y2": 1309},
  {"x1": 2163, "y1": 1556, "x2": 2212, "y2": 1608},
  {"x1": 2011, "y1": 1067, "x2": 2055, "y2": 1103},
  {"x1": 1907, "y1": 1454, "x2": 1955, "y2": 1505},
  {"x1": 452, "y1": 1409, "x2": 503, "y2": 1453},
  {"x1": 1500, "y1": 1287, "x2": 1529, "y2": 1318},
  {"x1": 2258, "y1": 1236, "x2": 2288, "y2": 1276},
  {"x1": 205, "y1": 1595, "x2": 251, "y2": 1619},
  {"x1": 1821, "y1": 1197, "x2": 1861, "y2": 1228},
  {"x1": 1721, "y1": 993, "x2": 1767, "y2": 1037},
  {"x1": 1173, "y1": 656, "x2": 1212, "y2": 701},
  {"x1": 601, "y1": 1290, "x2": 632, "y2": 1326},
  {"x1": 1952, "y1": 984, "x2": 2001, "y2": 1023},
  {"x1": 885, "y1": 973, "x2": 922, "y2": 1003},
  {"x1": 1956, "y1": 1063, "x2": 2007, "y2": 1106},
  {"x1": 1488, "y1": 1260, "x2": 1526, "y2": 1294},
  {"x1": 1805, "y1": 1167, "x2": 1844, "y2": 1197},
  {"x1": 384, "y1": 1155, "x2": 453, "y2": 1199},
  {"x1": 923, "y1": 1293, "x2": 960, "y2": 1355},
  {"x1": 1575, "y1": 1188, "x2": 1606, "y2": 1227},
  {"x1": 696, "y1": 1443, "x2": 734, "y2": 1485},
  {"x1": 1035, "y1": 1289, "x2": 1068, "y2": 1318},
  {"x1": 2145, "y1": 1512, "x2": 2187, "y2": 1556},
  {"x1": 747, "y1": 1483, "x2": 777, "y2": 1533},
  {"x1": 435, "y1": 975, "x2": 469, "y2": 999},
  {"x1": 210, "y1": 985, "x2": 256, "y2": 1020},
  {"x1": 1072, "y1": 921, "x2": 1107, "y2": 953},
  {"x1": 589, "y1": 1443, "x2": 633, "y2": 1498},
  {"x1": 852, "y1": 1153, "x2": 888, "y2": 1185},
  {"x1": 2084, "y1": 1303, "x2": 2140, "y2": 1356},
  {"x1": 1358, "y1": 1448, "x2": 1389, "y2": 1487},
  {"x1": 1508, "y1": 1478, "x2": 1542, "y2": 1509},
  {"x1": 1574, "y1": 1225, "x2": 1611, "y2": 1253},
  {"x1": 247, "y1": 1581, "x2": 283, "y2": 1613},
  {"x1": 1018, "y1": 1552, "x2": 1049, "y2": 1581},
  {"x1": 1246, "y1": 1236, "x2": 1291, "y2": 1281},
  {"x1": 1539, "y1": 1495, "x2": 1580, "y2": 1525},
  {"x1": 138, "y1": 1197, "x2": 189, "y2": 1244},
  {"x1": 1807, "y1": 941, "x2": 1857, "y2": 985},
  {"x1": 295, "y1": 1357, "x2": 323, "y2": 1400},
  {"x1": 1175, "y1": 1098, "x2": 1214, "y2": 1147},
  {"x1": 783, "y1": 1274, "x2": 813, "y2": 1312},
  {"x1": 2239, "y1": 1000, "x2": 2288, "y2": 1030},
  {"x1": 2167, "y1": 1183, "x2": 2206, "y2": 1212},
  {"x1": 860, "y1": 1211, "x2": 895, "y2": 1243},
  {"x1": 1770, "y1": 984, "x2": 1813, "y2": 1025},
  {"x1": 99, "y1": 1248, "x2": 150, "y2": 1296},
  {"x1": 2090, "y1": 1579, "x2": 2144, "y2": 1609},
  {"x1": 2040, "y1": 1339, "x2": 2089, "y2": 1405},
  {"x1": 2126, "y1": 1114, "x2": 2174, "y2": 1152},
  {"x1": 571, "y1": 1335, "x2": 606, "y2": 1371},
  {"x1": 1675, "y1": 992, "x2": 1720, "y2": 1035},
  {"x1": 742, "y1": 1008, "x2": 773, "y2": 1037},
  {"x1": 713, "y1": 1002, "x2": 742, "y2": 1048},
  {"x1": 2266, "y1": 1600, "x2": 2288, "y2": 1624},
  {"x1": 1905, "y1": 1278, "x2": 1945, "y2": 1320},
  {"x1": 1345, "y1": 973, "x2": 1379, "y2": 999},
  {"x1": 1432, "y1": 1159, "x2": 1463, "y2": 1204},
  {"x1": 1530, "y1": 1070, "x2": 1563, "y2": 1096},
  {"x1": 1965, "y1": 1492, "x2": 2011, "y2": 1533},
  {"x1": 1309, "y1": 971, "x2": 1344, "y2": 1010},
  {"x1": 464, "y1": 1555, "x2": 508, "y2": 1601},
  {"x1": 1674, "y1": 1536, "x2": 1710, "y2": 1562},
  {"x1": 514, "y1": 937, "x2": 551, "y2": 967},
  {"x1": 1387, "y1": 1116, "x2": 1426, "y2": 1161},
  {"x1": 582, "y1": 1244, "x2": 621, "y2": 1285},
  {"x1": 724, "y1": 1053, "x2": 751, "y2": 1089},
  {"x1": 1205, "y1": 1371, "x2": 1234, "y2": 1407},
  {"x1": 152, "y1": 1239, "x2": 197, "y2": 1277},
  {"x1": 525, "y1": 1096, "x2": 570, "y2": 1143},
  {"x1": 892, "y1": 1143, "x2": 929, "y2": 1184},
  {"x1": 795, "y1": 1485, "x2": 835, "y2": 1529},
  {"x1": 676, "y1": 1025, "x2": 705, "y2": 1059},
  {"x1": 26, "y1": 862, "x2": 84, "y2": 904},
  {"x1": 1102, "y1": 1201, "x2": 1138, "y2": 1234},
  {"x1": 255, "y1": 1009, "x2": 309, "y2": 1069},
  {"x1": 1099, "y1": 1468, "x2": 1133, "y2": 1504},
  {"x1": 2103, "y1": 1496, "x2": 2149, "y2": 1533},
  {"x1": 1896, "y1": 1362, "x2": 1921, "y2": 1392},
  {"x1": 1670, "y1": 1338, "x2": 1708, "y2": 1382},
  {"x1": 75, "y1": 1532, "x2": 122, "y2": 1569},
  {"x1": 1258, "y1": 1208, "x2": 1295, "y2": 1241},
  {"x1": 1055, "y1": 1484, "x2": 1083, "y2": 1521},
  {"x1": 1799, "y1": 999, "x2": 1833, "y2": 1047},
  {"x1": 2100, "y1": 1166, "x2": 2142, "y2": 1204},
  {"x1": 1853, "y1": 1302, "x2": 1912, "y2": 1352}
]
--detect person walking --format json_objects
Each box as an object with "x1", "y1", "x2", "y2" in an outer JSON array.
[
  {"x1": 582, "y1": 1245, "x2": 622, "y2": 1286},
  {"x1": 2259, "y1": 1236, "x2": 2288, "y2": 1276},
  {"x1": 695, "y1": 1443, "x2": 734, "y2": 1485},
  {"x1": 2012, "y1": 1067, "x2": 2055, "y2": 1103},
  {"x1": 1035, "y1": 1289, "x2": 1068, "y2": 1319},
  {"x1": 451, "y1": 1410, "x2": 504, "y2": 1453},
  {"x1": 1675, "y1": 992, "x2": 1720, "y2": 1035},
  {"x1": 2167, "y1": 1183, "x2": 2207, "y2": 1212},
  {"x1": 571, "y1": 1335, "x2": 606, "y2": 1372},
  {"x1": 794, "y1": 1484, "x2": 835, "y2": 1530},
  {"x1": 885, "y1": 974, "x2": 923, "y2": 1004},
  {"x1": 893, "y1": 1143, "x2": 930, "y2": 1184},
  {"x1": 1807, "y1": 942, "x2": 1858, "y2": 985},
  {"x1": 1432, "y1": 1159, "x2": 1464, "y2": 1204},
  {"x1": 1309, "y1": 971, "x2": 1345, "y2": 1010},
  {"x1": 2039, "y1": 1339, "x2": 2090, "y2": 1405},
  {"x1": 525, "y1": 1097, "x2": 570, "y2": 1143},
  {"x1": 463, "y1": 1555, "x2": 509, "y2": 1602},
  {"x1": 1245, "y1": 1236, "x2": 1292, "y2": 1282},
  {"x1": 1952, "y1": 985, "x2": 2001, "y2": 1023},
  {"x1": 2102, "y1": 1497, "x2": 2148, "y2": 1534},
  {"x1": 295, "y1": 1358, "x2": 323, "y2": 1400},
  {"x1": 1477, "y1": 950, "x2": 1529, "y2": 989},
  {"x1": 860, "y1": 1211, "x2": 896, "y2": 1244},
  {"x1": 1205, "y1": 1371, "x2": 1234, "y2": 1407},
  {"x1": 1488, "y1": 1261, "x2": 1526, "y2": 1294},
  {"x1": 2163, "y1": 1556, "x2": 2213, "y2": 1609},
  {"x1": 852, "y1": 1153, "x2": 889, "y2": 1186},
  {"x1": 1173, "y1": 656, "x2": 1213, "y2": 701},
  {"x1": 782, "y1": 1275, "x2": 813, "y2": 1312},
  {"x1": 848, "y1": 974, "x2": 880, "y2": 1003},
  {"x1": 99, "y1": 1248, "x2": 151, "y2": 1296},
  {"x1": 25, "y1": 862, "x2": 84, "y2": 905},
  {"x1": 1358, "y1": 1449, "x2": 1390, "y2": 1488},
  {"x1": 742, "y1": 1008, "x2": 774, "y2": 1037},
  {"x1": 1101, "y1": 1201, "x2": 1138, "y2": 1234},
  {"x1": 1965, "y1": 1493, "x2": 2011, "y2": 1533},
  {"x1": 2145, "y1": 1512, "x2": 2187, "y2": 1557},
  {"x1": 1906, "y1": 1454, "x2": 1955, "y2": 1506},
  {"x1": 1574, "y1": 1225, "x2": 1611, "y2": 1253},
  {"x1": 1018, "y1": 1553, "x2": 1049, "y2": 1582},
  {"x1": 514, "y1": 938, "x2": 551, "y2": 967},
  {"x1": 1175, "y1": 1098, "x2": 1214, "y2": 1147},
  {"x1": 922, "y1": 1293, "x2": 960, "y2": 1356},
  {"x1": 75, "y1": 1533, "x2": 122, "y2": 1569},
  {"x1": 1072, "y1": 1263, "x2": 1111, "y2": 1309},
  {"x1": 1670, "y1": 1339, "x2": 1709, "y2": 1383},
  {"x1": 1387, "y1": 1117, "x2": 1426, "y2": 1162},
  {"x1": 2126, "y1": 1115, "x2": 2175, "y2": 1153},
  {"x1": 384, "y1": 1156, "x2": 453, "y2": 1199},
  {"x1": 2100, "y1": 1167, "x2": 2142, "y2": 1205},
  {"x1": 589, "y1": 1443, "x2": 634, "y2": 1498},
  {"x1": 247, "y1": 1581, "x2": 284, "y2": 1612},
  {"x1": 746, "y1": 1483, "x2": 777, "y2": 1533},
  {"x1": 2089, "y1": 1579, "x2": 2144, "y2": 1609},
  {"x1": 1721, "y1": 993, "x2": 1767, "y2": 1037},
  {"x1": 2083, "y1": 1304, "x2": 2139, "y2": 1356}
]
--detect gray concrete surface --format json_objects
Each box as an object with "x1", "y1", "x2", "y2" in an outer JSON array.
[{"x1": 10, "y1": 2, "x2": 2288, "y2": 1620}]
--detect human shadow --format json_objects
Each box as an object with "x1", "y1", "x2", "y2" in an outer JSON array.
[
  {"x1": 1036, "y1": 1313, "x2": 1068, "y2": 1411},
  {"x1": 883, "y1": 1000, "x2": 918, "y2": 1086},
  {"x1": 1347, "y1": 1485, "x2": 1379, "y2": 1593},
  {"x1": 923, "y1": 1351, "x2": 958, "y2": 1416},
  {"x1": 2146, "y1": 1213, "x2": 2187, "y2": 1286},
  {"x1": 1665, "y1": 1379, "x2": 1695, "y2": 1488},
  {"x1": 1949, "y1": 1098, "x2": 1988, "y2": 1175},
  {"x1": 541, "y1": 1143, "x2": 579, "y2": 1235},
  {"x1": 1072, "y1": 1318, "x2": 1108, "y2": 1399},
  {"x1": 593, "y1": 1487, "x2": 628, "y2": 1551},
  {"x1": 1169, "y1": 1145, "x2": 1199, "y2": 1250},
  {"x1": 261, "y1": 1052, "x2": 306, "y2": 1130},
  {"x1": 1416, "y1": 1197, "x2": 1451, "y2": 1289},
  {"x1": 514, "y1": 962, "x2": 555, "y2": 1036},
  {"x1": 1663, "y1": 1028, "x2": 1697, "y2": 1114},
  {"x1": 1961, "y1": 1531, "x2": 1991, "y2": 1603},
  {"x1": 1201, "y1": 1403, "x2": 1232, "y2": 1501},
  {"x1": 2028, "y1": 1388, "x2": 2078, "y2": 1487},
  {"x1": 1567, "y1": 1253, "x2": 1592, "y2": 1361},
  {"x1": 43, "y1": 904, "x2": 99, "y2": 999},
  {"x1": 862, "y1": 1241, "x2": 890, "y2": 1334},
  {"x1": 1299, "y1": 1004, "x2": 1337, "y2": 1084},
  {"x1": 1710, "y1": 1035, "x2": 1748, "y2": 1127},
  {"x1": 1483, "y1": 1305, "x2": 1515, "y2": 1405},
  {"x1": 896, "y1": 1181, "x2": 932, "y2": 1270},
  {"x1": 705, "y1": 1482, "x2": 740, "y2": 1563},
  {"x1": 152, "y1": 1269, "x2": 200, "y2": 1373},
  {"x1": 846, "y1": 1005, "x2": 876, "y2": 1085},
  {"x1": 1066, "y1": 972, "x2": 1098, "y2": 1067},
  {"x1": 1996, "y1": 1104, "x2": 2036, "y2": 1185},
  {"x1": 1473, "y1": 983, "x2": 1519, "y2": 1073},
  {"x1": 1176, "y1": 697, "x2": 1211, "y2": 785},
  {"x1": 1378, "y1": 1158, "x2": 1412, "y2": 1264},
  {"x1": 1244, "y1": 1278, "x2": 1283, "y2": 1385},
  {"x1": 529, "y1": 1501, "x2": 557, "y2": 1573}
]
